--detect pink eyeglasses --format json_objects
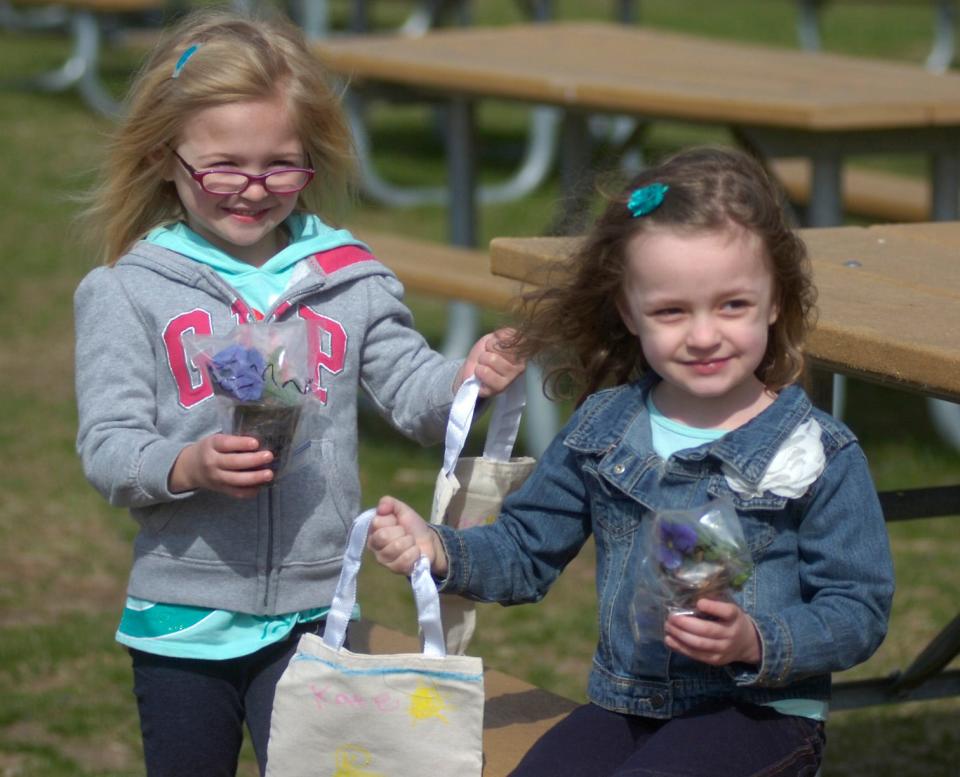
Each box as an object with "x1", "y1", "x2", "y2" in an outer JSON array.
[{"x1": 170, "y1": 148, "x2": 315, "y2": 195}]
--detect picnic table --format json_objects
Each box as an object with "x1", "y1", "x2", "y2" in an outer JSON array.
[
  {"x1": 313, "y1": 20, "x2": 960, "y2": 232},
  {"x1": 488, "y1": 221, "x2": 960, "y2": 710},
  {"x1": 314, "y1": 19, "x2": 960, "y2": 451}
]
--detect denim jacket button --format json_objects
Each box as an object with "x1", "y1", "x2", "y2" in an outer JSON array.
[
  {"x1": 613, "y1": 464, "x2": 625, "y2": 475},
  {"x1": 650, "y1": 692, "x2": 666, "y2": 708}
]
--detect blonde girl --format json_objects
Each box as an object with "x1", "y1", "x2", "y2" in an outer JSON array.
[{"x1": 74, "y1": 8, "x2": 522, "y2": 775}]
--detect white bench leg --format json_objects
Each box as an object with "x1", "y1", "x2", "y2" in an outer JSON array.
[
  {"x1": 440, "y1": 301, "x2": 479, "y2": 360},
  {"x1": 925, "y1": 0, "x2": 955, "y2": 73},
  {"x1": 523, "y1": 364, "x2": 559, "y2": 457},
  {"x1": 20, "y1": 9, "x2": 121, "y2": 118},
  {"x1": 72, "y1": 11, "x2": 121, "y2": 118}
]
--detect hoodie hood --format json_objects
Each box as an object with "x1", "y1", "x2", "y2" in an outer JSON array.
[{"x1": 145, "y1": 213, "x2": 368, "y2": 314}]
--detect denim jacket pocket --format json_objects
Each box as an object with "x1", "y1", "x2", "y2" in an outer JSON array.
[
  {"x1": 706, "y1": 473, "x2": 790, "y2": 513},
  {"x1": 590, "y1": 469, "x2": 648, "y2": 540}
]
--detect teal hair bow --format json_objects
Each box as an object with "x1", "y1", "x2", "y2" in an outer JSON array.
[{"x1": 627, "y1": 183, "x2": 669, "y2": 218}]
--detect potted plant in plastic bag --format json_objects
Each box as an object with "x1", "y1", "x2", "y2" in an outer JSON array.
[
  {"x1": 631, "y1": 499, "x2": 754, "y2": 644},
  {"x1": 185, "y1": 319, "x2": 313, "y2": 477}
]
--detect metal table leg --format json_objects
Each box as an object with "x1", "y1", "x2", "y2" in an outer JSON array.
[
  {"x1": 446, "y1": 96, "x2": 558, "y2": 456},
  {"x1": 796, "y1": 0, "x2": 956, "y2": 73},
  {"x1": 444, "y1": 96, "x2": 481, "y2": 360},
  {"x1": 925, "y1": 151, "x2": 960, "y2": 447},
  {"x1": 805, "y1": 150, "x2": 848, "y2": 418},
  {"x1": 925, "y1": 0, "x2": 957, "y2": 73},
  {"x1": 17, "y1": 9, "x2": 121, "y2": 118}
]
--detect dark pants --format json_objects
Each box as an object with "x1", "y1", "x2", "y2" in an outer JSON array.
[
  {"x1": 510, "y1": 701, "x2": 825, "y2": 777},
  {"x1": 130, "y1": 619, "x2": 331, "y2": 777}
]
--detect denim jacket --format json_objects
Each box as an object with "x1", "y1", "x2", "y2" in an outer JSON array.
[{"x1": 435, "y1": 377, "x2": 894, "y2": 719}]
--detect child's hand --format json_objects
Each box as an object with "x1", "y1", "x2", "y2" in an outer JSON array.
[
  {"x1": 663, "y1": 598, "x2": 761, "y2": 667},
  {"x1": 169, "y1": 434, "x2": 274, "y2": 498},
  {"x1": 367, "y1": 496, "x2": 449, "y2": 577},
  {"x1": 456, "y1": 328, "x2": 526, "y2": 398}
]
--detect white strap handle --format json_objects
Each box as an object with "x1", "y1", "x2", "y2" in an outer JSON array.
[
  {"x1": 322, "y1": 509, "x2": 446, "y2": 658},
  {"x1": 442, "y1": 376, "x2": 527, "y2": 477}
]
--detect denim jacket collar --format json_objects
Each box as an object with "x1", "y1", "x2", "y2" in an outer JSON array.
[{"x1": 564, "y1": 374, "x2": 815, "y2": 497}]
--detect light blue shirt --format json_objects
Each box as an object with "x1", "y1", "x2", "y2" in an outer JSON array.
[
  {"x1": 116, "y1": 598, "x2": 333, "y2": 659},
  {"x1": 146, "y1": 212, "x2": 366, "y2": 314}
]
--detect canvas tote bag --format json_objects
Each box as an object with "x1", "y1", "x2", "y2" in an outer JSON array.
[
  {"x1": 265, "y1": 509, "x2": 484, "y2": 777},
  {"x1": 429, "y1": 376, "x2": 536, "y2": 654}
]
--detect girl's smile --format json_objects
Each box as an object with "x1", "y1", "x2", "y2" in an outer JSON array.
[
  {"x1": 686, "y1": 357, "x2": 731, "y2": 375},
  {"x1": 225, "y1": 207, "x2": 270, "y2": 223}
]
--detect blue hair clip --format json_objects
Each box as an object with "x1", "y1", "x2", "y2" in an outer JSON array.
[
  {"x1": 627, "y1": 182, "x2": 669, "y2": 218},
  {"x1": 172, "y1": 44, "x2": 201, "y2": 79}
]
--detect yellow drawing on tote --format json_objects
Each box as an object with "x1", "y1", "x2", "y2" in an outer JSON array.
[
  {"x1": 408, "y1": 680, "x2": 450, "y2": 723},
  {"x1": 332, "y1": 744, "x2": 384, "y2": 776}
]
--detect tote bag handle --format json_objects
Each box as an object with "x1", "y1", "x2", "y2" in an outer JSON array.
[
  {"x1": 321, "y1": 509, "x2": 446, "y2": 658},
  {"x1": 442, "y1": 376, "x2": 526, "y2": 477}
]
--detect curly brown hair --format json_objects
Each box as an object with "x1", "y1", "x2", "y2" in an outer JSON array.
[{"x1": 511, "y1": 146, "x2": 816, "y2": 403}]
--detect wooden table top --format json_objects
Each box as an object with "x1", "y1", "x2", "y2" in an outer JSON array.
[
  {"x1": 314, "y1": 21, "x2": 960, "y2": 131},
  {"x1": 489, "y1": 222, "x2": 960, "y2": 401}
]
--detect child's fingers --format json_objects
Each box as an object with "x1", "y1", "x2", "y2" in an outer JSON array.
[
  {"x1": 693, "y1": 597, "x2": 738, "y2": 620},
  {"x1": 387, "y1": 545, "x2": 422, "y2": 575},
  {"x1": 370, "y1": 514, "x2": 399, "y2": 534},
  {"x1": 390, "y1": 498, "x2": 430, "y2": 534},
  {"x1": 210, "y1": 433, "x2": 263, "y2": 453},
  {"x1": 376, "y1": 494, "x2": 407, "y2": 518},
  {"x1": 665, "y1": 613, "x2": 724, "y2": 641},
  {"x1": 216, "y1": 450, "x2": 275, "y2": 472},
  {"x1": 367, "y1": 525, "x2": 408, "y2": 552},
  {"x1": 214, "y1": 466, "x2": 274, "y2": 495},
  {"x1": 368, "y1": 529, "x2": 420, "y2": 574}
]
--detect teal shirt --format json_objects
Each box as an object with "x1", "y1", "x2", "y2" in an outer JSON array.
[
  {"x1": 646, "y1": 395, "x2": 827, "y2": 722},
  {"x1": 116, "y1": 598, "x2": 332, "y2": 659},
  {"x1": 146, "y1": 212, "x2": 367, "y2": 315}
]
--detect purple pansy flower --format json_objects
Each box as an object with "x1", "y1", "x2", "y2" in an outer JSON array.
[
  {"x1": 656, "y1": 520, "x2": 698, "y2": 570},
  {"x1": 209, "y1": 344, "x2": 266, "y2": 401}
]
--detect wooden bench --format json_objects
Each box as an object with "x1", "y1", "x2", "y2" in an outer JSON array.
[
  {"x1": 351, "y1": 620, "x2": 577, "y2": 776},
  {"x1": 359, "y1": 229, "x2": 523, "y2": 311},
  {"x1": 770, "y1": 157, "x2": 929, "y2": 224}
]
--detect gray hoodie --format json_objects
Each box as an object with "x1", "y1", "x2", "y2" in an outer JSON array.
[{"x1": 75, "y1": 228, "x2": 461, "y2": 615}]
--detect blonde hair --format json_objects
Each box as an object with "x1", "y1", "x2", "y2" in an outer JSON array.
[
  {"x1": 82, "y1": 7, "x2": 356, "y2": 265},
  {"x1": 512, "y1": 146, "x2": 816, "y2": 403}
]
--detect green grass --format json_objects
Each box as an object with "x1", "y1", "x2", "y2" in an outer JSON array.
[{"x1": 1, "y1": 2, "x2": 958, "y2": 775}]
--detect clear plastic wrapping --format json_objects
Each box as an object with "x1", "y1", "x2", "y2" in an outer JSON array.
[
  {"x1": 184, "y1": 319, "x2": 314, "y2": 477},
  {"x1": 631, "y1": 499, "x2": 754, "y2": 644}
]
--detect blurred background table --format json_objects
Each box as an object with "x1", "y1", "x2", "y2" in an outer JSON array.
[
  {"x1": 315, "y1": 19, "x2": 960, "y2": 449},
  {"x1": 314, "y1": 20, "x2": 960, "y2": 232}
]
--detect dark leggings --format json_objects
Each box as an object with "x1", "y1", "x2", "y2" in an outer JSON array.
[
  {"x1": 510, "y1": 702, "x2": 825, "y2": 777},
  {"x1": 130, "y1": 619, "x2": 331, "y2": 777}
]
